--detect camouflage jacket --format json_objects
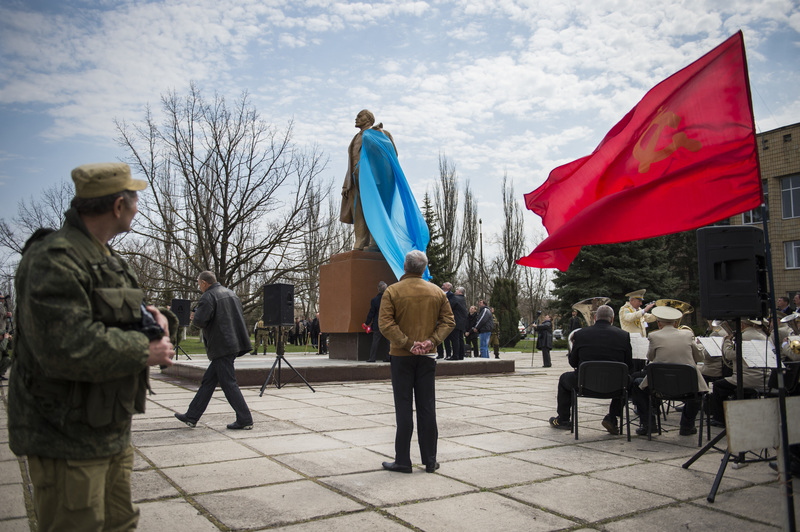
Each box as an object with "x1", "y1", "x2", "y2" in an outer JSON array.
[{"x1": 8, "y1": 208, "x2": 151, "y2": 460}]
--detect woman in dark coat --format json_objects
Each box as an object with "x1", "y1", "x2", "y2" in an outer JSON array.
[{"x1": 535, "y1": 315, "x2": 553, "y2": 367}]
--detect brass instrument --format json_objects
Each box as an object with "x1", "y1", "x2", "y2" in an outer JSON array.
[
  {"x1": 710, "y1": 319, "x2": 734, "y2": 337},
  {"x1": 780, "y1": 312, "x2": 800, "y2": 334},
  {"x1": 572, "y1": 297, "x2": 611, "y2": 327},
  {"x1": 569, "y1": 297, "x2": 611, "y2": 351},
  {"x1": 654, "y1": 299, "x2": 693, "y2": 327}
]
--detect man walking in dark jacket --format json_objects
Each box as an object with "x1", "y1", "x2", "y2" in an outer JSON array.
[{"x1": 176, "y1": 271, "x2": 254, "y2": 430}]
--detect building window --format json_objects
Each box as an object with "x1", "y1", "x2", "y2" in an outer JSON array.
[
  {"x1": 782, "y1": 174, "x2": 800, "y2": 219},
  {"x1": 784, "y1": 134, "x2": 792, "y2": 143},
  {"x1": 743, "y1": 182, "x2": 768, "y2": 224},
  {"x1": 763, "y1": 138, "x2": 769, "y2": 151},
  {"x1": 785, "y1": 241, "x2": 800, "y2": 269}
]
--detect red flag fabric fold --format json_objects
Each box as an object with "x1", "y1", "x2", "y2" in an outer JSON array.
[{"x1": 518, "y1": 31, "x2": 762, "y2": 271}]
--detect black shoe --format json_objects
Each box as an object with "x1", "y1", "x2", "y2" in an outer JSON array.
[
  {"x1": 426, "y1": 462, "x2": 440, "y2": 473},
  {"x1": 542, "y1": 364, "x2": 552, "y2": 368},
  {"x1": 366, "y1": 359, "x2": 376, "y2": 363},
  {"x1": 549, "y1": 417, "x2": 571, "y2": 430},
  {"x1": 675, "y1": 405, "x2": 684, "y2": 412},
  {"x1": 174, "y1": 413, "x2": 197, "y2": 428},
  {"x1": 436, "y1": 355, "x2": 444, "y2": 359},
  {"x1": 226, "y1": 421, "x2": 253, "y2": 430},
  {"x1": 769, "y1": 461, "x2": 778, "y2": 472},
  {"x1": 444, "y1": 356, "x2": 453, "y2": 360},
  {"x1": 601, "y1": 416, "x2": 619, "y2": 435},
  {"x1": 710, "y1": 419, "x2": 725, "y2": 428},
  {"x1": 382, "y1": 461, "x2": 412, "y2": 473},
  {"x1": 636, "y1": 425, "x2": 650, "y2": 436},
  {"x1": 679, "y1": 426, "x2": 697, "y2": 436}
]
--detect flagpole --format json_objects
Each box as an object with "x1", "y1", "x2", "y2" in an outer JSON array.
[{"x1": 742, "y1": 27, "x2": 796, "y2": 530}]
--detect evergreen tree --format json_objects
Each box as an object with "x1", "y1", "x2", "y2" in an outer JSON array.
[
  {"x1": 490, "y1": 277, "x2": 521, "y2": 347},
  {"x1": 421, "y1": 193, "x2": 453, "y2": 286},
  {"x1": 551, "y1": 237, "x2": 681, "y2": 325}
]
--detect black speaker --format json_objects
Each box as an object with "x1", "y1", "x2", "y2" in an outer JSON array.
[
  {"x1": 697, "y1": 226, "x2": 768, "y2": 319},
  {"x1": 170, "y1": 298, "x2": 192, "y2": 327},
  {"x1": 263, "y1": 284, "x2": 294, "y2": 326}
]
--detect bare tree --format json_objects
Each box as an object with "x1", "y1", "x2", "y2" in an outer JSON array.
[
  {"x1": 0, "y1": 179, "x2": 73, "y2": 290},
  {"x1": 493, "y1": 174, "x2": 526, "y2": 284},
  {"x1": 460, "y1": 181, "x2": 480, "y2": 304},
  {"x1": 115, "y1": 84, "x2": 328, "y2": 310},
  {"x1": 433, "y1": 153, "x2": 462, "y2": 279}
]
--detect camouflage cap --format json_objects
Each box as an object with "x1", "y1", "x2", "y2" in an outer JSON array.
[{"x1": 71, "y1": 163, "x2": 147, "y2": 199}]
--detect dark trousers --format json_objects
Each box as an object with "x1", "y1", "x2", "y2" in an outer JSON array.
[
  {"x1": 556, "y1": 370, "x2": 623, "y2": 422},
  {"x1": 390, "y1": 355, "x2": 438, "y2": 468},
  {"x1": 710, "y1": 378, "x2": 738, "y2": 421},
  {"x1": 186, "y1": 354, "x2": 252, "y2": 425},
  {"x1": 465, "y1": 334, "x2": 478, "y2": 357},
  {"x1": 368, "y1": 329, "x2": 390, "y2": 362},
  {"x1": 631, "y1": 381, "x2": 701, "y2": 429},
  {"x1": 540, "y1": 348, "x2": 551, "y2": 367},
  {"x1": 445, "y1": 329, "x2": 464, "y2": 359}
]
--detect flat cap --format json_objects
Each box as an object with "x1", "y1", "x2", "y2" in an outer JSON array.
[
  {"x1": 71, "y1": 162, "x2": 147, "y2": 199},
  {"x1": 651, "y1": 305, "x2": 682, "y2": 322}
]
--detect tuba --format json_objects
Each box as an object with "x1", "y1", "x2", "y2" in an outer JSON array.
[
  {"x1": 654, "y1": 299, "x2": 694, "y2": 328},
  {"x1": 780, "y1": 312, "x2": 800, "y2": 334},
  {"x1": 569, "y1": 297, "x2": 611, "y2": 351}
]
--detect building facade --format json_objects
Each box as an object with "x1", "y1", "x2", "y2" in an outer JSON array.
[{"x1": 727, "y1": 122, "x2": 800, "y2": 301}]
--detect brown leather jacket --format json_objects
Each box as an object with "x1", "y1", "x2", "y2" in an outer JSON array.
[{"x1": 378, "y1": 273, "x2": 455, "y2": 357}]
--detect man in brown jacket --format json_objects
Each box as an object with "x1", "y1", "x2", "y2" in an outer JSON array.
[{"x1": 379, "y1": 250, "x2": 455, "y2": 473}]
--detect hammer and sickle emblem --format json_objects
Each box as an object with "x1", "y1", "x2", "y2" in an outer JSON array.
[{"x1": 633, "y1": 107, "x2": 702, "y2": 173}]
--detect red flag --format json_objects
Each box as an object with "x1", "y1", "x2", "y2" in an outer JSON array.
[{"x1": 518, "y1": 31, "x2": 762, "y2": 271}]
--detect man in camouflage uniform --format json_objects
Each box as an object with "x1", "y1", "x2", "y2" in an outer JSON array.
[{"x1": 8, "y1": 163, "x2": 175, "y2": 531}]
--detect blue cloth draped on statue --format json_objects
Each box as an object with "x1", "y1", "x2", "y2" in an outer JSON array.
[{"x1": 358, "y1": 128, "x2": 430, "y2": 281}]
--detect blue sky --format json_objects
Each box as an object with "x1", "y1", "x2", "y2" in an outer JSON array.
[{"x1": 1, "y1": 0, "x2": 798, "y2": 258}]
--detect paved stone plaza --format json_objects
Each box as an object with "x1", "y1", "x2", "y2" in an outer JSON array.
[{"x1": 1, "y1": 350, "x2": 796, "y2": 531}]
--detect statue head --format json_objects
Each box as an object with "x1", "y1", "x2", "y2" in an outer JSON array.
[{"x1": 355, "y1": 109, "x2": 375, "y2": 130}]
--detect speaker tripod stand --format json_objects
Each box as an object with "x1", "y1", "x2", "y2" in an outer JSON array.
[
  {"x1": 175, "y1": 327, "x2": 192, "y2": 360},
  {"x1": 259, "y1": 327, "x2": 315, "y2": 395}
]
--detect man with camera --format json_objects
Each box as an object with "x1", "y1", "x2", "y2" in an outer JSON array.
[{"x1": 8, "y1": 163, "x2": 175, "y2": 531}]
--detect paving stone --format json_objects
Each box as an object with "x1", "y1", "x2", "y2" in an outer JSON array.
[
  {"x1": 591, "y1": 461, "x2": 752, "y2": 500},
  {"x1": 0, "y1": 460, "x2": 21, "y2": 485},
  {"x1": 163, "y1": 456, "x2": 303, "y2": 494},
  {"x1": 0, "y1": 518, "x2": 31, "y2": 532},
  {"x1": 604, "y1": 502, "x2": 780, "y2": 532},
  {"x1": 291, "y1": 414, "x2": 383, "y2": 432},
  {"x1": 244, "y1": 432, "x2": 350, "y2": 456},
  {"x1": 320, "y1": 469, "x2": 476, "y2": 506},
  {"x1": 438, "y1": 455, "x2": 566, "y2": 488},
  {"x1": 500, "y1": 475, "x2": 673, "y2": 522},
  {"x1": 696, "y1": 483, "x2": 799, "y2": 528},
  {"x1": 269, "y1": 510, "x2": 412, "y2": 531},
  {"x1": 274, "y1": 447, "x2": 391, "y2": 477},
  {"x1": 0, "y1": 482, "x2": 26, "y2": 520},
  {"x1": 137, "y1": 440, "x2": 261, "y2": 468},
  {"x1": 132, "y1": 469, "x2": 180, "y2": 502},
  {"x1": 387, "y1": 491, "x2": 576, "y2": 531},
  {"x1": 137, "y1": 499, "x2": 220, "y2": 532},
  {"x1": 447, "y1": 431, "x2": 555, "y2": 453},
  {"x1": 509, "y1": 444, "x2": 644, "y2": 473},
  {"x1": 322, "y1": 425, "x2": 398, "y2": 446},
  {"x1": 194, "y1": 480, "x2": 364, "y2": 529}
]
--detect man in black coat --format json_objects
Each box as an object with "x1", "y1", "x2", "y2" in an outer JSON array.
[
  {"x1": 176, "y1": 271, "x2": 253, "y2": 430},
  {"x1": 548, "y1": 305, "x2": 632, "y2": 434},
  {"x1": 535, "y1": 315, "x2": 553, "y2": 367},
  {"x1": 365, "y1": 281, "x2": 390, "y2": 362},
  {"x1": 446, "y1": 287, "x2": 469, "y2": 360}
]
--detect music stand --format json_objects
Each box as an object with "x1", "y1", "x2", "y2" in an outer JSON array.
[{"x1": 259, "y1": 326, "x2": 315, "y2": 395}]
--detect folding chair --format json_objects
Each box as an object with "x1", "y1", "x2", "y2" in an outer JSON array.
[
  {"x1": 572, "y1": 361, "x2": 631, "y2": 442},
  {"x1": 645, "y1": 362, "x2": 708, "y2": 446}
]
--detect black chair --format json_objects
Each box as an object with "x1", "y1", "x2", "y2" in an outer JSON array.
[
  {"x1": 572, "y1": 361, "x2": 631, "y2": 442},
  {"x1": 645, "y1": 362, "x2": 708, "y2": 446},
  {"x1": 766, "y1": 361, "x2": 800, "y2": 396}
]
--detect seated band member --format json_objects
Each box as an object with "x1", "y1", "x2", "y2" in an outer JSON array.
[
  {"x1": 631, "y1": 306, "x2": 708, "y2": 436},
  {"x1": 549, "y1": 305, "x2": 633, "y2": 434}
]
